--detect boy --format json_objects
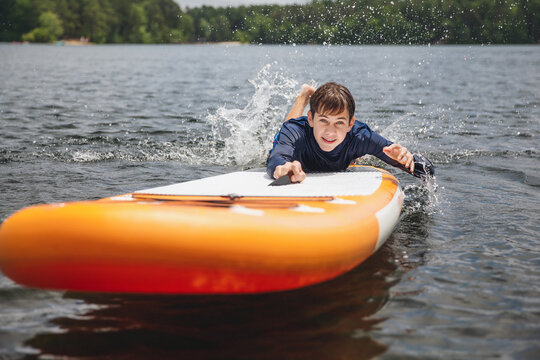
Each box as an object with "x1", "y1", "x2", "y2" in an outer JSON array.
[{"x1": 267, "y1": 82, "x2": 434, "y2": 182}]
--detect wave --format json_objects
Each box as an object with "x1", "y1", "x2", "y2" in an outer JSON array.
[
  {"x1": 427, "y1": 149, "x2": 537, "y2": 165},
  {"x1": 1, "y1": 64, "x2": 298, "y2": 167}
]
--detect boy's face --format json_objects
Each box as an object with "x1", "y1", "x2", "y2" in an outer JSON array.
[{"x1": 308, "y1": 109, "x2": 354, "y2": 152}]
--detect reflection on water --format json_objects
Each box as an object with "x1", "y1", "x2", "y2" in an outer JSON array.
[{"x1": 25, "y1": 253, "x2": 393, "y2": 359}]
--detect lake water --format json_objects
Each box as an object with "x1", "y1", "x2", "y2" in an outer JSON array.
[{"x1": 0, "y1": 43, "x2": 539, "y2": 359}]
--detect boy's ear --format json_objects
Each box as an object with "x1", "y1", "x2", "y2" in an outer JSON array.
[
  {"x1": 307, "y1": 110, "x2": 314, "y2": 127},
  {"x1": 348, "y1": 116, "x2": 355, "y2": 130}
]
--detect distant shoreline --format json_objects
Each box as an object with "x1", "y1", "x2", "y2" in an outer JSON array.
[
  {"x1": 8, "y1": 40, "x2": 247, "y2": 46},
  {"x1": 3, "y1": 0, "x2": 537, "y2": 46},
  {"x1": 4, "y1": 41, "x2": 538, "y2": 46}
]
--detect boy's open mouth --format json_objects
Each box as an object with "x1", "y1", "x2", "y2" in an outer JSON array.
[{"x1": 322, "y1": 137, "x2": 336, "y2": 144}]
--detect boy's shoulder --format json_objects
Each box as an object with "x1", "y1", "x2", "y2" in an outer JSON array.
[
  {"x1": 280, "y1": 116, "x2": 310, "y2": 136},
  {"x1": 350, "y1": 119, "x2": 373, "y2": 137},
  {"x1": 284, "y1": 116, "x2": 309, "y2": 127},
  {"x1": 351, "y1": 119, "x2": 370, "y2": 131}
]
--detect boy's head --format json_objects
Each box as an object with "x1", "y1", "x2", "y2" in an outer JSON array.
[
  {"x1": 307, "y1": 82, "x2": 356, "y2": 152},
  {"x1": 309, "y1": 82, "x2": 355, "y2": 122}
]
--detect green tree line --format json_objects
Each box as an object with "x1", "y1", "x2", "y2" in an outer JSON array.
[{"x1": 1, "y1": 0, "x2": 538, "y2": 44}]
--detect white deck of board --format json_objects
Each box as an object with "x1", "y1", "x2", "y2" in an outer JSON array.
[{"x1": 135, "y1": 171, "x2": 383, "y2": 198}]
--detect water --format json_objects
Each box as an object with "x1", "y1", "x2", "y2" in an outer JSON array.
[{"x1": 1, "y1": 43, "x2": 539, "y2": 359}]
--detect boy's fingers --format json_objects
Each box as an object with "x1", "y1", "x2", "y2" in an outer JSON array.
[
  {"x1": 405, "y1": 154, "x2": 412, "y2": 167},
  {"x1": 274, "y1": 163, "x2": 290, "y2": 179},
  {"x1": 274, "y1": 166, "x2": 282, "y2": 178},
  {"x1": 301, "y1": 84, "x2": 315, "y2": 97},
  {"x1": 291, "y1": 172, "x2": 306, "y2": 183},
  {"x1": 384, "y1": 144, "x2": 416, "y2": 174},
  {"x1": 383, "y1": 144, "x2": 399, "y2": 157},
  {"x1": 289, "y1": 161, "x2": 301, "y2": 182},
  {"x1": 290, "y1": 161, "x2": 305, "y2": 182},
  {"x1": 398, "y1": 147, "x2": 408, "y2": 162},
  {"x1": 291, "y1": 170, "x2": 306, "y2": 183},
  {"x1": 274, "y1": 161, "x2": 305, "y2": 182},
  {"x1": 406, "y1": 154, "x2": 414, "y2": 172}
]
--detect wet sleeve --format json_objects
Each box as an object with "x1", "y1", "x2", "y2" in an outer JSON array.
[
  {"x1": 362, "y1": 129, "x2": 435, "y2": 179},
  {"x1": 266, "y1": 122, "x2": 299, "y2": 178}
]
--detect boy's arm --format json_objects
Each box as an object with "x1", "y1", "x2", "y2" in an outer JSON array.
[
  {"x1": 363, "y1": 131, "x2": 435, "y2": 178},
  {"x1": 285, "y1": 84, "x2": 315, "y2": 120},
  {"x1": 265, "y1": 84, "x2": 313, "y2": 182},
  {"x1": 267, "y1": 123, "x2": 306, "y2": 182}
]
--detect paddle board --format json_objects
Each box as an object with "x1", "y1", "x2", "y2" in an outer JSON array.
[{"x1": 0, "y1": 166, "x2": 403, "y2": 294}]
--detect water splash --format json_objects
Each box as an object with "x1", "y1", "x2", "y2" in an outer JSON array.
[
  {"x1": 203, "y1": 63, "x2": 300, "y2": 167},
  {"x1": 377, "y1": 112, "x2": 432, "y2": 151},
  {"x1": 401, "y1": 175, "x2": 440, "y2": 219},
  {"x1": 126, "y1": 63, "x2": 303, "y2": 167},
  {"x1": 25, "y1": 64, "x2": 303, "y2": 167}
]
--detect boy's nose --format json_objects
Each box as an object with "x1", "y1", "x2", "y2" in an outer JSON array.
[{"x1": 325, "y1": 129, "x2": 336, "y2": 137}]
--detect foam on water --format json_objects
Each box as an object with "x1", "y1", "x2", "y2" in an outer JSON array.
[
  {"x1": 71, "y1": 150, "x2": 115, "y2": 163},
  {"x1": 401, "y1": 176, "x2": 440, "y2": 218},
  {"x1": 372, "y1": 110, "x2": 441, "y2": 216}
]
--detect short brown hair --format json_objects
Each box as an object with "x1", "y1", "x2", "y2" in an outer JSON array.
[{"x1": 309, "y1": 82, "x2": 355, "y2": 121}]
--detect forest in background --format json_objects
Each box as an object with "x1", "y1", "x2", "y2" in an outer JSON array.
[{"x1": 0, "y1": 0, "x2": 538, "y2": 44}]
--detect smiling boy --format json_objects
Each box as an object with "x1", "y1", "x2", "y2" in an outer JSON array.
[{"x1": 267, "y1": 82, "x2": 434, "y2": 182}]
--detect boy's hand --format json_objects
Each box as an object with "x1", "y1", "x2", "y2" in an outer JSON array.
[
  {"x1": 299, "y1": 84, "x2": 315, "y2": 99},
  {"x1": 273, "y1": 161, "x2": 306, "y2": 183},
  {"x1": 383, "y1": 144, "x2": 415, "y2": 173},
  {"x1": 285, "y1": 84, "x2": 315, "y2": 120}
]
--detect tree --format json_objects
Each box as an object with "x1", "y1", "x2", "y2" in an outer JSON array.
[
  {"x1": 78, "y1": 0, "x2": 113, "y2": 43},
  {"x1": 210, "y1": 14, "x2": 231, "y2": 42},
  {"x1": 179, "y1": 13, "x2": 195, "y2": 41},
  {"x1": 4, "y1": 0, "x2": 539, "y2": 44},
  {"x1": 22, "y1": 11, "x2": 63, "y2": 42},
  {"x1": 197, "y1": 17, "x2": 212, "y2": 40},
  {"x1": 5, "y1": 0, "x2": 40, "y2": 41}
]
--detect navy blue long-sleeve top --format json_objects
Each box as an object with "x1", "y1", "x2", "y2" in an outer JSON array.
[{"x1": 267, "y1": 116, "x2": 434, "y2": 179}]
